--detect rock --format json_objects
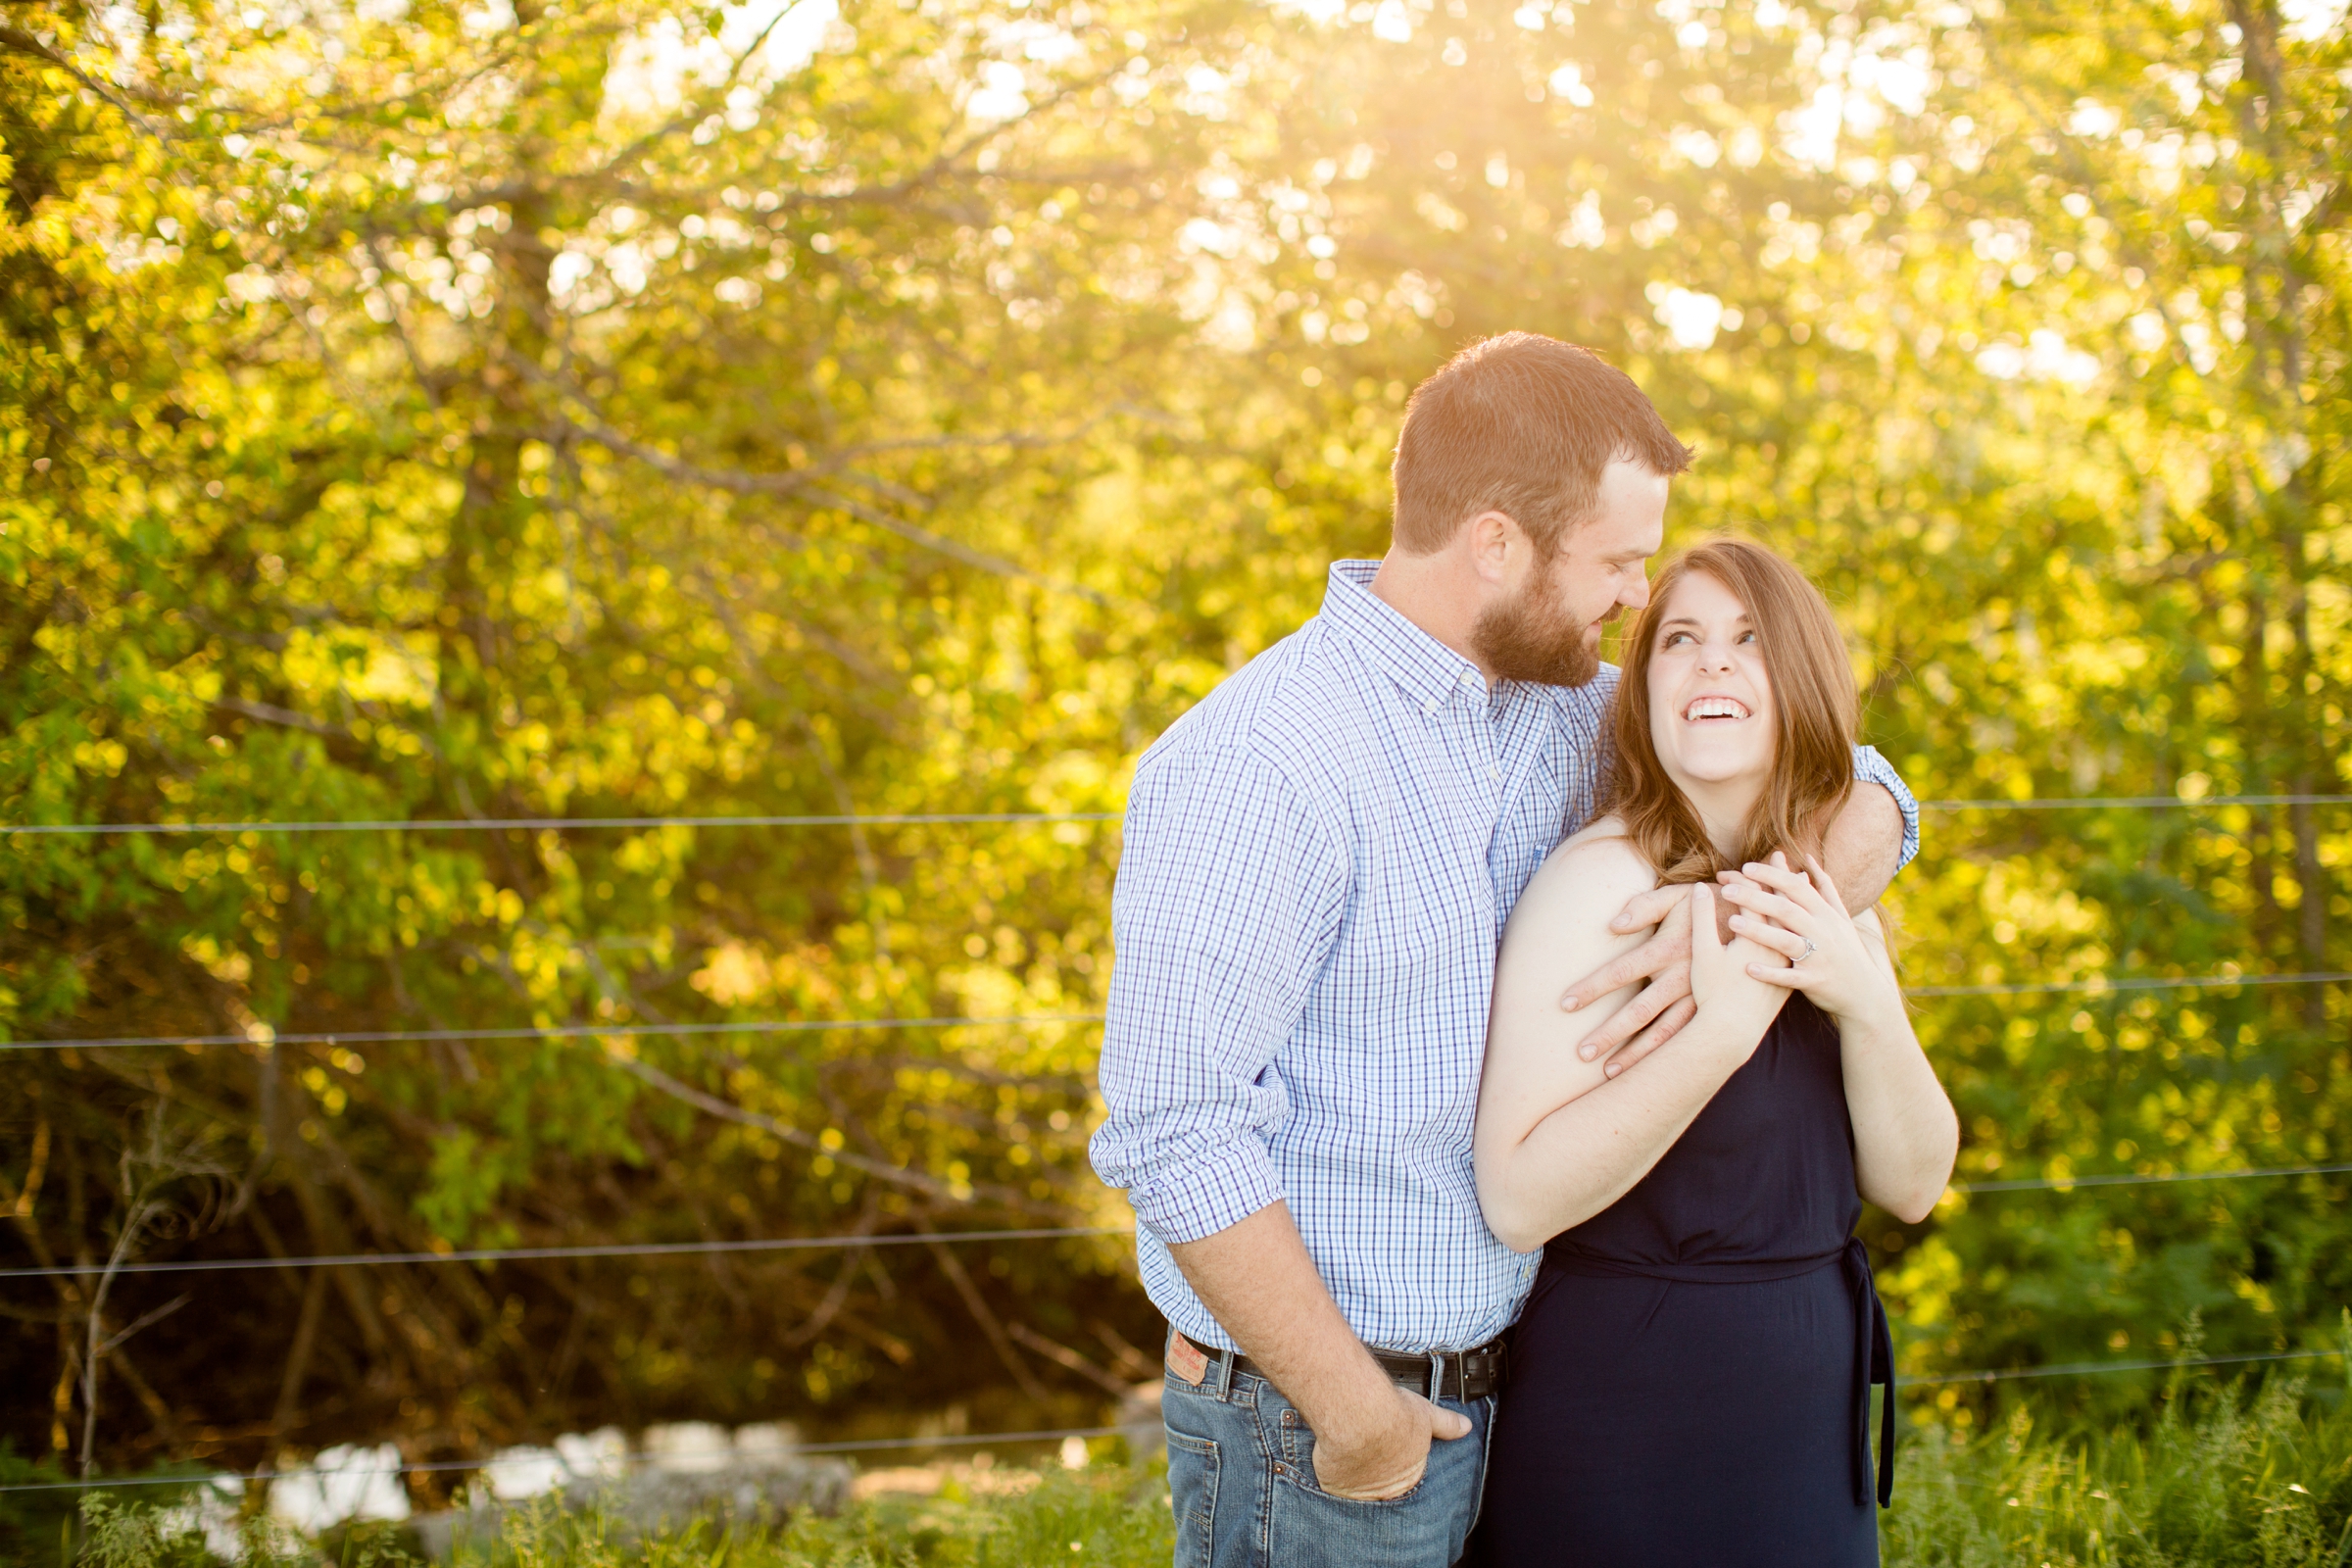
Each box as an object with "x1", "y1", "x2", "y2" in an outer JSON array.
[
  {"x1": 641, "y1": 1421, "x2": 733, "y2": 1474},
  {"x1": 1117, "y1": 1379, "x2": 1165, "y2": 1461},
  {"x1": 409, "y1": 1458, "x2": 852, "y2": 1561},
  {"x1": 269, "y1": 1444, "x2": 413, "y2": 1534}
]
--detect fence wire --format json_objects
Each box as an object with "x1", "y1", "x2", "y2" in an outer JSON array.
[
  {"x1": 5, "y1": 793, "x2": 2345, "y2": 1497},
  {"x1": 6, "y1": 794, "x2": 2345, "y2": 836},
  {"x1": 3, "y1": 1345, "x2": 2345, "y2": 1496},
  {"x1": 0, "y1": 1012, "x2": 1104, "y2": 1054},
  {"x1": 5, "y1": 970, "x2": 2341, "y2": 1054},
  {"x1": 4, "y1": 1162, "x2": 2345, "y2": 1283}
]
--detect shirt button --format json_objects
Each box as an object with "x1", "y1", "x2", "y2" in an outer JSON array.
[{"x1": 1488, "y1": 765, "x2": 1500, "y2": 781}]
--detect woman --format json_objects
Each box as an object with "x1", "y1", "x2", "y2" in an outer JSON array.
[{"x1": 1469, "y1": 539, "x2": 1958, "y2": 1566}]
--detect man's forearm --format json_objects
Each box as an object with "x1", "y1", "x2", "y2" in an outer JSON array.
[
  {"x1": 1165, "y1": 1200, "x2": 1396, "y2": 1442},
  {"x1": 1822, "y1": 783, "x2": 1905, "y2": 908}
]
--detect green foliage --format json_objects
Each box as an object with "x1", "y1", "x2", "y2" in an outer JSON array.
[
  {"x1": 72, "y1": 1496, "x2": 217, "y2": 1568},
  {"x1": 44, "y1": 1380, "x2": 2352, "y2": 1566},
  {"x1": 72, "y1": 1490, "x2": 307, "y2": 1568},
  {"x1": 0, "y1": 1447, "x2": 82, "y2": 1568},
  {"x1": 427, "y1": 1379, "x2": 2352, "y2": 1567},
  {"x1": 0, "y1": 0, "x2": 2345, "y2": 1477},
  {"x1": 1886, "y1": 1372, "x2": 2352, "y2": 1568},
  {"x1": 439, "y1": 1465, "x2": 1172, "y2": 1568}
]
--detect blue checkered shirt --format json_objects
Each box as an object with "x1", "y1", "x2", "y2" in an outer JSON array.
[{"x1": 1090, "y1": 559, "x2": 1919, "y2": 1353}]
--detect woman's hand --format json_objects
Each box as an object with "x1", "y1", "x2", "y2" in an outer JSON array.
[
  {"x1": 1718, "y1": 852, "x2": 1903, "y2": 1029},
  {"x1": 1688, "y1": 882, "x2": 1791, "y2": 1054}
]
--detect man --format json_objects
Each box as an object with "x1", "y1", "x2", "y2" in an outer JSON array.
[{"x1": 1090, "y1": 333, "x2": 1917, "y2": 1567}]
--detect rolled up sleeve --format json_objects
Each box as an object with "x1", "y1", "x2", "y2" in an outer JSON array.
[
  {"x1": 1851, "y1": 744, "x2": 1921, "y2": 872},
  {"x1": 1089, "y1": 744, "x2": 1347, "y2": 1246}
]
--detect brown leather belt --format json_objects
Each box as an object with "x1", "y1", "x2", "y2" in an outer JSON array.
[{"x1": 1178, "y1": 1333, "x2": 1507, "y2": 1402}]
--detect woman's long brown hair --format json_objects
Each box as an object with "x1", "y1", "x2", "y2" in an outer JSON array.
[{"x1": 1605, "y1": 538, "x2": 1860, "y2": 885}]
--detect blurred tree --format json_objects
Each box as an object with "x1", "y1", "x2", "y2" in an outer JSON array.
[{"x1": 0, "y1": 0, "x2": 2343, "y2": 1482}]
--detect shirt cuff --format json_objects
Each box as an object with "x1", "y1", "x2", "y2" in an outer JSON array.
[
  {"x1": 1853, "y1": 744, "x2": 1921, "y2": 872},
  {"x1": 1126, "y1": 1135, "x2": 1286, "y2": 1247}
]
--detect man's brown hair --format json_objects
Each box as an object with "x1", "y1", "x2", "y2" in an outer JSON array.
[
  {"x1": 1391, "y1": 332, "x2": 1693, "y2": 555},
  {"x1": 1606, "y1": 538, "x2": 1859, "y2": 885}
]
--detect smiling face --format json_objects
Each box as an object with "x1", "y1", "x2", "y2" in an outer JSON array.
[
  {"x1": 1645, "y1": 567, "x2": 1776, "y2": 803},
  {"x1": 1470, "y1": 459, "x2": 1668, "y2": 687},
  {"x1": 1605, "y1": 537, "x2": 1860, "y2": 878}
]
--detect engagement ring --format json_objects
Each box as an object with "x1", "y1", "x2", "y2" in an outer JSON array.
[{"x1": 1794, "y1": 938, "x2": 1818, "y2": 965}]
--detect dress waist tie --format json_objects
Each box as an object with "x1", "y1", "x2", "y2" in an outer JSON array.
[
  {"x1": 1543, "y1": 1238, "x2": 1897, "y2": 1507},
  {"x1": 1843, "y1": 1236, "x2": 1897, "y2": 1508}
]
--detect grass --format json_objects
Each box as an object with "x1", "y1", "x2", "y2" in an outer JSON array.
[
  {"x1": 36, "y1": 1371, "x2": 2352, "y2": 1566},
  {"x1": 1884, "y1": 1373, "x2": 2352, "y2": 1567}
]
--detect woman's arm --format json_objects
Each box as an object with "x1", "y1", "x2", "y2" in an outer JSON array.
[
  {"x1": 1719, "y1": 857, "x2": 1959, "y2": 1223},
  {"x1": 1835, "y1": 910, "x2": 1958, "y2": 1222},
  {"x1": 1474, "y1": 829, "x2": 1792, "y2": 1253}
]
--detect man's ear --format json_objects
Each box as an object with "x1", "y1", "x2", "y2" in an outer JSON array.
[{"x1": 1466, "y1": 510, "x2": 1517, "y2": 583}]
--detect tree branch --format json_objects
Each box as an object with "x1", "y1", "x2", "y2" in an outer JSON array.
[
  {"x1": 915, "y1": 1217, "x2": 1052, "y2": 1405},
  {"x1": 594, "y1": 1045, "x2": 975, "y2": 1202},
  {"x1": 1007, "y1": 1322, "x2": 1138, "y2": 1397},
  {"x1": 0, "y1": 24, "x2": 173, "y2": 143}
]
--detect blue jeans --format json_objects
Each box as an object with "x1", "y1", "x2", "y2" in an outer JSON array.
[{"x1": 1160, "y1": 1349, "x2": 1494, "y2": 1568}]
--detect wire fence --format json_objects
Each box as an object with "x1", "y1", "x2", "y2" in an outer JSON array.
[
  {"x1": 0, "y1": 1425, "x2": 1141, "y2": 1495},
  {"x1": 1905, "y1": 970, "x2": 2349, "y2": 999},
  {"x1": 0, "y1": 1225, "x2": 1132, "y2": 1282},
  {"x1": 3, "y1": 1346, "x2": 2344, "y2": 1497},
  {"x1": 1901, "y1": 1346, "x2": 2350, "y2": 1387},
  {"x1": 4, "y1": 794, "x2": 2345, "y2": 836},
  {"x1": 4, "y1": 790, "x2": 2344, "y2": 1501},
  {"x1": 1945, "y1": 1160, "x2": 2352, "y2": 1195},
  {"x1": 0, "y1": 811, "x2": 1124, "y2": 837},
  {"x1": 4, "y1": 1162, "x2": 2343, "y2": 1283},
  {"x1": 4, "y1": 971, "x2": 2341, "y2": 1054},
  {"x1": 0, "y1": 1012, "x2": 1106, "y2": 1054}
]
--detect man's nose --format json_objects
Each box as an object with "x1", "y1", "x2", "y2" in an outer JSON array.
[{"x1": 1622, "y1": 574, "x2": 1651, "y2": 611}]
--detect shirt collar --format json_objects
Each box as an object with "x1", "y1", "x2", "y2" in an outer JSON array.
[{"x1": 1321, "y1": 559, "x2": 1487, "y2": 715}]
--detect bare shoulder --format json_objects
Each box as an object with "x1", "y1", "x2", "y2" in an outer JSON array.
[
  {"x1": 1554, "y1": 812, "x2": 1632, "y2": 858},
  {"x1": 1503, "y1": 817, "x2": 1657, "y2": 956},
  {"x1": 1523, "y1": 815, "x2": 1655, "y2": 906},
  {"x1": 1486, "y1": 815, "x2": 1655, "y2": 1108}
]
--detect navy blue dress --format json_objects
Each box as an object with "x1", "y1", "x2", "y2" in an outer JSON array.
[{"x1": 1471, "y1": 994, "x2": 1893, "y2": 1568}]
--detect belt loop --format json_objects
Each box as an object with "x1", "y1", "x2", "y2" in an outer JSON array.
[
  {"x1": 1430, "y1": 1348, "x2": 1447, "y2": 1403},
  {"x1": 1212, "y1": 1339, "x2": 1237, "y2": 1400}
]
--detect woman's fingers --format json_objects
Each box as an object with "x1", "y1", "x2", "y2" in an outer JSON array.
[
  {"x1": 1741, "y1": 857, "x2": 1826, "y2": 906},
  {"x1": 1745, "y1": 960, "x2": 1817, "y2": 990},
  {"x1": 1719, "y1": 881, "x2": 1808, "y2": 930},
  {"x1": 1728, "y1": 914, "x2": 1810, "y2": 961}
]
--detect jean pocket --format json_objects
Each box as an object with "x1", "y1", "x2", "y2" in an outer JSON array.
[
  {"x1": 1165, "y1": 1425, "x2": 1221, "y2": 1568},
  {"x1": 1276, "y1": 1406, "x2": 1431, "y2": 1507}
]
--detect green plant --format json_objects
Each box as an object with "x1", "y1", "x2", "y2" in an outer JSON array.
[
  {"x1": 72, "y1": 1490, "x2": 309, "y2": 1568},
  {"x1": 1884, "y1": 1372, "x2": 2352, "y2": 1567}
]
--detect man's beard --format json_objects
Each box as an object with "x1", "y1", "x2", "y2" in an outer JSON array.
[{"x1": 1471, "y1": 570, "x2": 1605, "y2": 688}]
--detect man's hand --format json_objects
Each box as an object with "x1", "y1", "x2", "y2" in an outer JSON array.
[
  {"x1": 1556, "y1": 884, "x2": 1695, "y2": 1076},
  {"x1": 1311, "y1": 1384, "x2": 1473, "y2": 1500},
  {"x1": 1166, "y1": 1202, "x2": 1467, "y2": 1501}
]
